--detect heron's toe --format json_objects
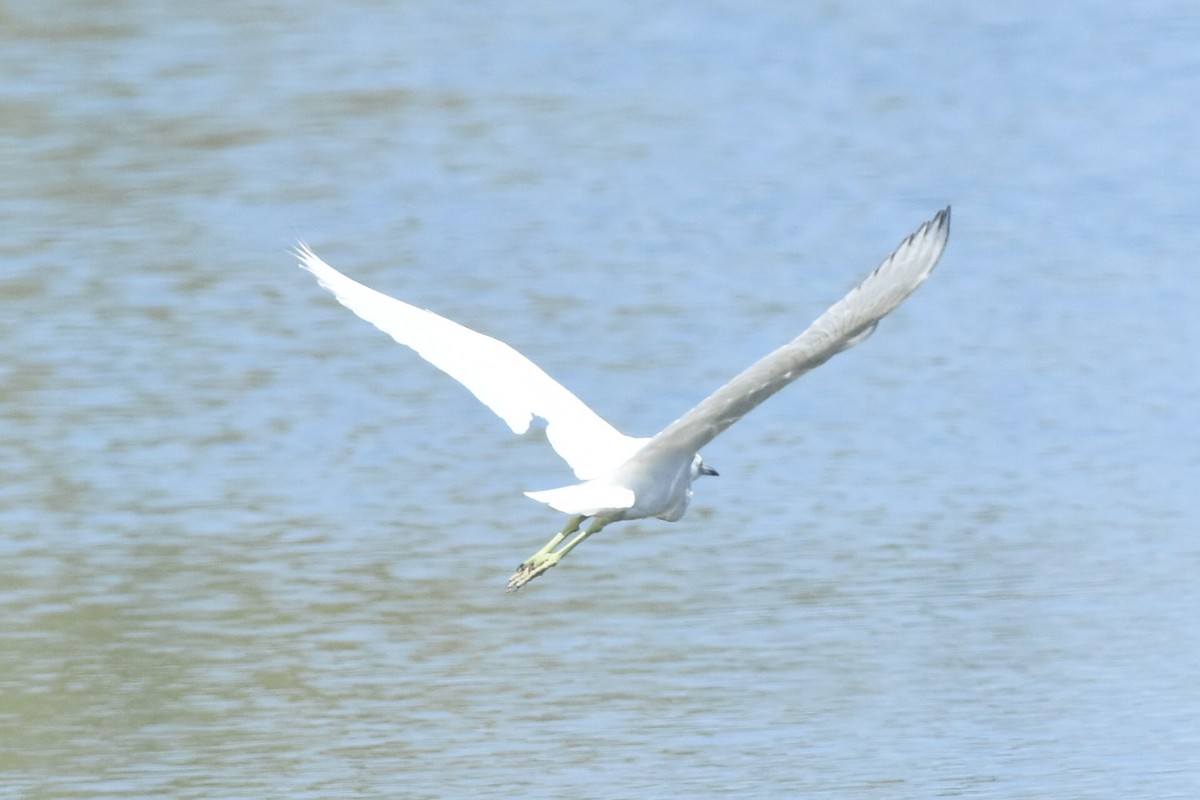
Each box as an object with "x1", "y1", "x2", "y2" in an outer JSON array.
[{"x1": 506, "y1": 552, "x2": 560, "y2": 592}]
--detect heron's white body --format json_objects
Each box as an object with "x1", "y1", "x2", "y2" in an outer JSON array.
[{"x1": 297, "y1": 208, "x2": 951, "y2": 585}]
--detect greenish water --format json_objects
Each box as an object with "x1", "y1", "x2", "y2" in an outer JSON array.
[{"x1": 2, "y1": 2, "x2": 1198, "y2": 797}]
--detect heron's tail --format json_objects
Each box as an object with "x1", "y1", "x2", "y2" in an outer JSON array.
[{"x1": 524, "y1": 481, "x2": 635, "y2": 517}]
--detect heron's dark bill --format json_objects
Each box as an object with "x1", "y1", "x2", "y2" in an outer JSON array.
[{"x1": 699, "y1": 463, "x2": 719, "y2": 477}]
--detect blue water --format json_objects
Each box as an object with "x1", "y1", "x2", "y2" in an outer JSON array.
[{"x1": 2, "y1": 2, "x2": 1198, "y2": 797}]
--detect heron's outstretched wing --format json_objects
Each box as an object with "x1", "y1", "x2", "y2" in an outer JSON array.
[
  {"x1": 297, "y1": 246, "x2": 642, "y2": 480},
  {"x1": 631, "y1": 207, "x2": 951, "y2": 466}
]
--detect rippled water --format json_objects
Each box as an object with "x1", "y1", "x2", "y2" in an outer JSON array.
[{"x1": 3, "y1": 2, "x2": 1199, "y2": 797}]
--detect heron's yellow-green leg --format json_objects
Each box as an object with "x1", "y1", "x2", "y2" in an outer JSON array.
[
  {"x1": 529, "y1": 514, "x2": 584, "y2": 559},
  {"x1": 549, "y1": 517, "x2": 608, "y2": 561},
  {"x1": 507, "y1": 516, "x2": 607, "y2": 592}
]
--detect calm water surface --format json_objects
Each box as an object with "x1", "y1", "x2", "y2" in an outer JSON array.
[{"x1": 3, "y1": 2, "x2": 1199, "y2": 797}]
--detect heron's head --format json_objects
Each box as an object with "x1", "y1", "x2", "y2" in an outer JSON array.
[
  {"x1": 692, "y1": 454, "x2": 719, "y2": 479},
  {"x1": 653, "y1": 453, "x2": 719, "y2": 523}
]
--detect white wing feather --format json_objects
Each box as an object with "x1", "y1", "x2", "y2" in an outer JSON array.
[
  {"x1": 296, "y1": 245, "x2": 643, "y2": 480},
  {"x1": 630, "y1": 207, "x2": 951, "y2": 467}
]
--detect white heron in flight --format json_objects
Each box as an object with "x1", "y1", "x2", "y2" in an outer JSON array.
[{"x1": 297, "y1": 207, "x2": 950, "y2": 590}]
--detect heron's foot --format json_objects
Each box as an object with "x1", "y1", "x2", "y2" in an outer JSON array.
[
  {"x1": 507, "y1": 551, "x2": 561, "y2": 592},
  {"x1": 505, "y1": 516, "x2": 608, "y2": 592}
]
